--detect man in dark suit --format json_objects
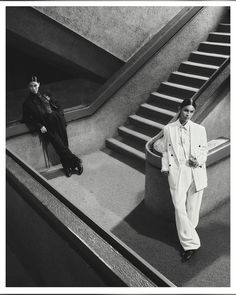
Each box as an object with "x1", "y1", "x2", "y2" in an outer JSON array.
[{"x1": 22, "y1": 76, "x2": 83, "y2": 177}]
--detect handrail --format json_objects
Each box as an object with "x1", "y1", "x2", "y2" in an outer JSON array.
[
  {"x1": 7, "y1": 7, "x2": 203, "y2": 139},
  {"x1": 207, "y1": 138, "x2": 230, "y2": 167},
  {"x1": 145, "y1": 54, "x2": 230, "y2": 161},
  {"x1": 6, "y1": 147, "x2": 175, "y2": 287}
]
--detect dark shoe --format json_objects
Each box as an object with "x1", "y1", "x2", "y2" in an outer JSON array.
[
  {"x1": 75, "y1": 164, "x2": 83, "y2": 175},
  {"x1": 64, "y1": 168, "x2": 72, "y2": 177},
  {"x1": 181, "y1": 250, "x2": 196, "y2": 262}
]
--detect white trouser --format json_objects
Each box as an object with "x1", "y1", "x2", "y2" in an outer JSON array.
[{"x1": 170, "y1": 164, "x2": 203, "y2": 251}]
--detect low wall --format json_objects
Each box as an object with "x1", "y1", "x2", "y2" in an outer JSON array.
[
  {"x1": 6, "y1": 181, "x2": 108, "y2": 287},
  {"x1": 7, "y1": 7, "x2": 228, "y2": 170},
  {"x1": 201, "y1": 92, "x2": 230, "y2": 141}
]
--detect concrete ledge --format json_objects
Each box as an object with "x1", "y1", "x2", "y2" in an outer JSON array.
[{"x1": 6, "y1": 148, "x2": 174, "y2": 287}]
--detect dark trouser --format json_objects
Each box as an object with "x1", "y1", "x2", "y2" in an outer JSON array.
[{"x1": 45, "y1": 112, "x2": 81, "y2": 170}]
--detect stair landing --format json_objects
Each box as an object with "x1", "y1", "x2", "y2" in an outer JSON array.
[
  {"x1": 42, "y1": 150, "x2": 229, "y2": 287},
  {"x1": 43, "y1": 150, "x2": 146, "y2": 230}
]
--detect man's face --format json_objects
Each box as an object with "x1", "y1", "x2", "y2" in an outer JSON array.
[{"x1": 29, "y1": 82, "x2": 40, "y2": 94}]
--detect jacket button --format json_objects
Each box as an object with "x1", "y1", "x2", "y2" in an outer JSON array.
[
  {"x1": 199, "y1": 145, "x2": 201, "y2": 147},
  {"x1": 169, "y1": 144, "x2": 171, "y2": 146},
  {"x1": 199, "y1": 165, "x2": 202, "y2": 168},
  {"x1": 169, "y1": 164, "x2": 171, "y2": 167},
  {"x1": 171, "y1": 154, "x2": 173, "y2": 156}
]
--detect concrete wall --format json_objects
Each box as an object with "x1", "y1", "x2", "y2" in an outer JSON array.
[
  {"x1": 202, "y1": 92, "x2": 230, "y2": 141},
  {"x1": 7, "y1": 7, "x2": 122, "y2": 81},
  {"x1": 202, "y1": 157, "x2": 230, "y2": 216},
  {"x1": 34, "y1": 6, "x2": 183, "y2": 61},
  {"x1": 7, "y1": 181, "x2": 107, "y2": 287},
  {"x1": 7, "y1": 7, "x2": 227, "y2": 170}
]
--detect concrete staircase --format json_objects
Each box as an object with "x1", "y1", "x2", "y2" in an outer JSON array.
[{"x1": 106, "y1": 22, "x2": 230, "y2": 166}]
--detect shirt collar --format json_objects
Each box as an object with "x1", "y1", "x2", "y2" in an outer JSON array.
[{"x1": 177, "y1": 119, "x2": 191, "y2": 131}]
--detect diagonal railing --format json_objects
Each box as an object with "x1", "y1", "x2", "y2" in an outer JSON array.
[
  {"x1": 7, "y1": 7, "x2": 203, "y2": 139},
  {"x1": 6, "y1": 147, "x2": 175, "y2": 287},
  {"x1": 145, "y1": 55, "x2": 230, "y2": 165}
]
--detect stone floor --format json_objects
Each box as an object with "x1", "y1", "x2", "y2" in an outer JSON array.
[{"x1": 44, "y1": 150, "x2": 230, "y2": 287}]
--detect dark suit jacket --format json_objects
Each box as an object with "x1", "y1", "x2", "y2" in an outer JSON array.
[{"x1": 22, "y1": 92, "x2": 66, "y2": 132}]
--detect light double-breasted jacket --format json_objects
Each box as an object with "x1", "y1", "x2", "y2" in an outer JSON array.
[{"x1": 161, "y1": 120, "x2": 208, "y2": 192}]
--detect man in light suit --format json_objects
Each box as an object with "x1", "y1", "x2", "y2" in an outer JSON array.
[{"x1": 161, "y1": 98, "x2": 208, "y2": 262}]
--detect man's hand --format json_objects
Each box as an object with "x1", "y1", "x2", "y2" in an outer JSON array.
[{"x1": 40, "y1": 126, "x2": 47, "y2": 133}]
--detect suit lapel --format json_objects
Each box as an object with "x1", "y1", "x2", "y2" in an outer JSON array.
[{"x1": 169, "y1": 122, "x2": 179, "y2": 163}]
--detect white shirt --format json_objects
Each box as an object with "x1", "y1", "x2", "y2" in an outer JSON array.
[{"x1": 176, "y1": 119, "x2": 191, "y2": 163}]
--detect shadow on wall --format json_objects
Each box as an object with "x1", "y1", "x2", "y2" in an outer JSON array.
[{"x1": 111, "y1": 200, "x2": 230, "y2": 287}]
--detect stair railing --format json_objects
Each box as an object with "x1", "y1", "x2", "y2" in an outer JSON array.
[
  {"x1": 6, "y1": 147, "x2": 175, "y2": 287},
  {"x1": 7, "y1": 7, "x2": 203, "y2": 139},
  {"x1": 145, "y1": 54, "x2": 230, "y2": 168}
]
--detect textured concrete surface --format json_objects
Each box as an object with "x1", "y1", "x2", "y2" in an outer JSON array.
[
  {"x1": 34, "y1": 7, "x2": 183, "y2": 61},
  {"x1": 202, "y1": 157, "x2": 230, "y2": 216},
  {"x1": 202, "y1": 92, "x2": 230, "y2": 141},
  {"x1": 7, "y1": 7, "x2": 228, "y2": 170},
  {"x1": 46, "y1": 151, "x2": 145, "y2": 230},
  {"x1": 145, "y1": 161, "x2": 175, "y2": 221},
  {"x1": 7, "y1": 7, "x2": 122, "y2": 81},
  {"x1": 7, "y1": 133, "x2": 47, "y2": 170},
  {"x1": 44, "y1": 150, "x2": 229, "y2": 287}
]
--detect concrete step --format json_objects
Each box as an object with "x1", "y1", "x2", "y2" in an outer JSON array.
[
  {"x1": 217, "y1": 23, "x2": 230, "y2": 33},
  {"x1": 179, "y1": 61, "x2": 219, "y2": 77},
  {"x1": 137, "y1": 103, "x2": 176, "y2": 125},
  {"x1": 158, "y1": 81, "x2": 198, "y2": 99},
  {"x1": 168, "y1": 71, "x2": 208, "y2": 89},
  {"x1": 189, "y1": 51, "x2": 229, "y2": 67},
  {"x1": 125, "y1": 123, "x2": 161, "y2": 138},
  {"x1": 106, "y1": 20, "x2": 230, "y2": 170},
  {"x1": 207, "y1": 32, "x2": 230, "y2": 44},
  {"x1": 198, "y1": 41, "x2": 230, "y2": 56},
  {"x1": 106, "y1": 138, "x2": 146, "y2": 163},
  {"x1": 39, "y1": 164, "x2": 62, "y2": 176},
  {"x1": 118, "y1": 126, "x2": 151, "y2": 145},
  {"x1": 120, "y1": 136, "x2": 146, "y2": 153},
  {"x1": 129, "y1": 114, "x2": 164, "y2": 134},
  {"x1": 148, "y1": 92, "x2": 182, "y2": 112}
]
